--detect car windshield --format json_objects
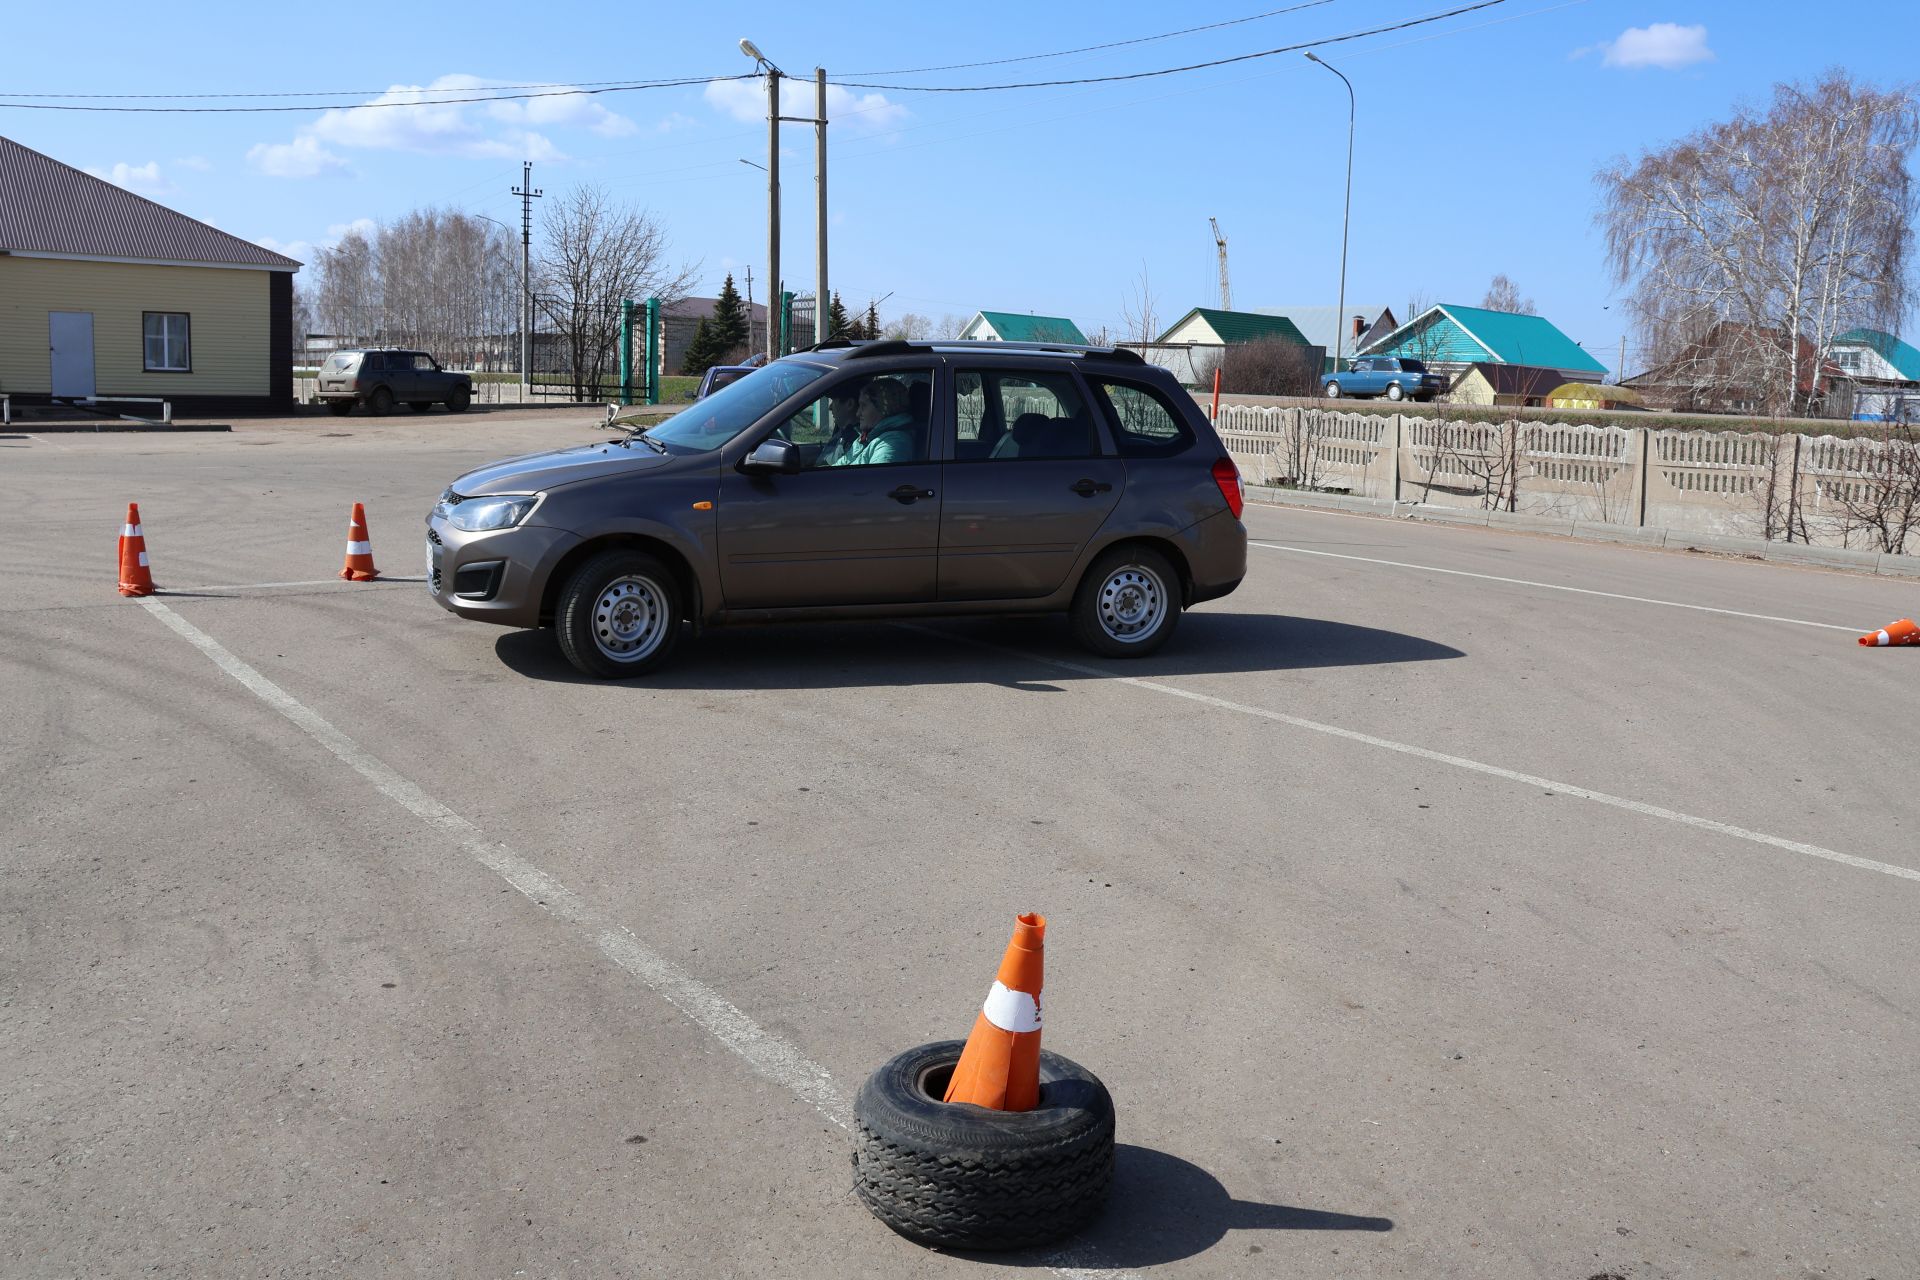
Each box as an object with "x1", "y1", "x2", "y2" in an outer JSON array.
[
  {"x1": 646, "y1": 362, "x2": 830, "y2": 450},
  {"x1": 1399, "y1": 358, "x2": 1427, "y2": 372}
]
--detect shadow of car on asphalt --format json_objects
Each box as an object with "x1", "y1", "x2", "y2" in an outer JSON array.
[
  {"x1": 942, "y1": 1143, "x2": 1393, "y2": 1269},
  {"x1": 490, "y1": 610, "x2": 1464, "y2": 690}
]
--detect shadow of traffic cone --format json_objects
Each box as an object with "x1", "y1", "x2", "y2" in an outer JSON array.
[
  {"x1": 944, "y1": 912, "x2": 1046, "y2": 1112},
  {"x1": 339, "y1": 502, "x2": 379, "y2": 581},
  {"x1": 117, "y1": 503, "x2": 157, "y2": 597},
  {"x1": 1859, "y1": 618, "x2": 1920, "y2": 646}
]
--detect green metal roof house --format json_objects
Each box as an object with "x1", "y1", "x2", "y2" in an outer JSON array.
[
  {"x1": 1830, "y1": 329, "x2": 1920, "y2": 383},
  {"x1": 1156, "y1": 307, "x2": 1310, "y2": 347},
  {"x1": 1358, "y1": 303, "x2": 1606, "y2": 380},
  {"x1": 957, "y1": 310, "x2": 1088, "y2": 344}
]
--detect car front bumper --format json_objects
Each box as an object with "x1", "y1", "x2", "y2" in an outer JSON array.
[{"x1": 425, "y1": 513, "x2": 578, "y2": 628}]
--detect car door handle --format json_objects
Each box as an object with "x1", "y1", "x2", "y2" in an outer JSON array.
[
  {"x1": 1070, "y1": 479, "x2": 1113, "y2": 497},
  {"x1": 889, "y1": 484, "x2": 936, "y2": 504}
]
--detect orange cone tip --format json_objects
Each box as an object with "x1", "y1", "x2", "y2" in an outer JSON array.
[
  {"x1": 1858, "y1": 618, "x2": 1920, "y2": 646},
  {"x1": 117, "y1": 502, "x2": 157, "y2": 597},
  {"x1": 944, "y1": 912, "x2": 1046, "y2": 1112},
  {"x1": 339, "y1": 502, "x2": 379, "y2": 581}
]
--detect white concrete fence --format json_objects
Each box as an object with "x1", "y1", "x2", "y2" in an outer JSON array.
[{"x1": 1213, "y1": 405, "x2": 1918, "y2": 556}]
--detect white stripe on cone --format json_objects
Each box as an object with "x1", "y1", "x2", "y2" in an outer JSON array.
[
  {"x1": 347, "y1": 541, "x2": 371, "y2": 555},
  {"x1": 137, "y1": 552, "x2": 148, "y2": 567},
  {"x1": 123, "y1": 525, "x2": 141, "y2": 537},
  {"x1": 980, "y1": 980, "x2": 1042, "y2": 1033},
  {"x1": 1870, "y1": 630, "x2": 1891, "y2": 645}
]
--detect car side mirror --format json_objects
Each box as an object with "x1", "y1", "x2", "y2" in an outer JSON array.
[{"x1": 741, "y1": 437, "x2": 802, "y2": 475}]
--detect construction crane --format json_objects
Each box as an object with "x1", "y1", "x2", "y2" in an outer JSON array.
[{"x1": 1209, "y1": 217, "x2": 1231, "y2": 310}]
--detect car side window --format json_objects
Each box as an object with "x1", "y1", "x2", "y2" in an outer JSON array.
[
  {"x1": 363, "y1": 352, "x2": 385, "y2": 372},
  {"x1": 770, "y1": 368, "x2": 934, "y2": 469},
  {"x1": 1089, "y1": 378, "x2": 1195, "y2": 459},
  {"x1": 414, "y1": 354, "x2": 436, "y2": 371},
  {"x1": 952, "y1": 370, "x2": 1096, "y2": 462}
]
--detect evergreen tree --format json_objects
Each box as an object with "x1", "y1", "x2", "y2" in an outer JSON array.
[
  {"x1": 865, "y1": 301, "x2": 882, "y2": 340},
  {"x1": 710, "y1": 273, "x2": 750, "y2": 356},
  {"x1": 828, "y1": 291, "x2": 852, "y2": 340},
  {"x1": 681, "y1": 317, "x2": 723, "y2": 376}
]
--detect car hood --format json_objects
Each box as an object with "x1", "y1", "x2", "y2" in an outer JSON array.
[{"x1": 450, "y1": 441, "x2": 677, "y2": 496}]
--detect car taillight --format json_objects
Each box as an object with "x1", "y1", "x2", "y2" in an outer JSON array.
[{"x1": 1211, "y1": 456, "x2": 1244, "y2": 518}]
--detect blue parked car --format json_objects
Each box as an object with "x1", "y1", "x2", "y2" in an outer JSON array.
[{"x1": 1322, "y1": 356, "x2": 1446, "y2": 402}]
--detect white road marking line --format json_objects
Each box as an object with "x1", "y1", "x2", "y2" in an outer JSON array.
[
  {"x1": 914, "y1": 628, "x2": 1919, "y2": 885},
  {"x1": 135, "y1": 597, "x2": 850, "y2": 1126},
  {"x1": 162, "y1": 576, "x2": 426, "y2": 592},
  {"x1": 1249, "y1": 541, "x2": 1866, "y2": 632},
  {"x1": 140, "y1": 594, "x2": 1140, "y2": 1279}
]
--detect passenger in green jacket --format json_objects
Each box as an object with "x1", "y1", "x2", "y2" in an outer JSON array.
[{"x1": 833, "y1": 378, "x2": 915, "y2": 466}]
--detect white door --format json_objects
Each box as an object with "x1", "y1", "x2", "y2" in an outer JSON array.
[{"x1": 49, "y1": 311, "x2": 96, "y2": 399}]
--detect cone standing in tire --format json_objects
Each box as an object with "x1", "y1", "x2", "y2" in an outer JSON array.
[{"x1": 945, "y1": 912, "x2": 1046, "y2": 1112}]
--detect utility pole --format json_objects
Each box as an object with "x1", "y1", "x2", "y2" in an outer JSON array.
[
  {"x1": 815, "y1": 68, "x2": 829, "y2": 346},
  {"x1": 512, "y1": 161, "x2": 542, "y2": 399},
  {"x1": 1209, "y1": 217, "x2": 1231, "y2": 310},
  {"x1": 759, "y1": 56, "x2": 782, "y2": 361}
]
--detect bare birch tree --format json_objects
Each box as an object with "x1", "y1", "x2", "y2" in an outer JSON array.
[
  {"x1": 1597, "y1": 72, "x2": 1918, "y2": 416},
  {"x1": 1480, "y1": 274, "x2": 1536, "y2": 314},
  {"x1": 1120, "y1": 263, "x2": 1161, "y2": 346},
  {"x1": 535, "y1": 185, "x2": 697, "y2": 399}
]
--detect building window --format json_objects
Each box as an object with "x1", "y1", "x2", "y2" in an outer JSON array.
[{"x1": 143, "y1": 312, "x2": 191, "y2": 372}]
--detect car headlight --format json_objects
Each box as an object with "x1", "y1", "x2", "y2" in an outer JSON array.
[{"x1": 440, "y1": 494, "x2": 540, "y2": 532}]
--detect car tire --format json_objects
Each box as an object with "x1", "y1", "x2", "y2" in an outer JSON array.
[
  {"x1": 325, "y1": 400, "x2": 353, "y2": 416},
  {"x1": 408, "y1": 401, "x2": 432, "y2": 412},
  {"x1": 446, "y1": 386, "x2": 471, "y2": 413},
  {"x1": 1386, "y1": 383, "x2": 1405, "y2": 401},
  {"x1": 1324, "y1": 381, "x2": 1342, "y2": 399},
  {"x1": 1070, "y1": 544, "x2": 1180, "y2": 659},
  {"x1": 555, "y1": 549, "x2": 683, "y2": 679},
  {"x1": 368, "y1": 386, "x2": 395, "y2": 416},
  {"x1": 851, "y1": 1040, "x2": 1115, "y2": 1252}
]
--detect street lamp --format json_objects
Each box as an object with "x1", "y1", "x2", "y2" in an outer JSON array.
[
  {"x1": 1306, "y1": 51, "x2": 1355, "y2": 375},
  {"x1": 741, "y1": 39, "x2": 831, "y2": 355},
  {"x1": 471, "y1": 212, "x2": 518, "y2": 378}
]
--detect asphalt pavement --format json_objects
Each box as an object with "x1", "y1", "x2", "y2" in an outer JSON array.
[{"x1": 3, "y1": 411, "x2": 1916, "y2": 1279}]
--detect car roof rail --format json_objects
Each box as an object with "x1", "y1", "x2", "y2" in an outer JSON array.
[
  {"x1": 840, "y1": 338, "x2": 1149, "y2": 364},
  {"x1": 845, "y1": 338, "x2": 918, "y2": 360}
]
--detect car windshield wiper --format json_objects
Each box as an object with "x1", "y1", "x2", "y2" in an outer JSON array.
[
  {"x1": 635, "y1": 429, "x2": 668, "y2": 454},
  {"x1": 603, "y1": 414, "x2": 666, "y2": 452}
]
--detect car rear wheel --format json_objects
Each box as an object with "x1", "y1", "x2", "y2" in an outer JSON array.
[
  {"x1": 1071, "y1": 545, "x2": 1180, "y2": 659},
  {"x1": 446, "y1": 386, "x2": 471, "y2": 413},
  {"x1": 367, "y1": 386, "x2": 395, "y2": 416},
  {"x1": 555, "y1": 550, "x2": 683, "y2": 679},
  {"x1": 325, "y1": 400, "x2": 353, "y2": 416},
  {"x1": 1324, "y1": 381, "x2": 1341, "y2": 399},
  {"x1": 1386, "y1": 383, "x2": 1405, "y2": 401}
]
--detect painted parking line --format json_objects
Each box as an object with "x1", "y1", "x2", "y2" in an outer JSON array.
[
  {"x1": 910, "y1": 627, "x2": 1919, "y2": 886},
  {"x1": 135, "y1": 596, "x2": 1134, "y2": 1280},
  {"x1": 161, "y1": 576, "x2": 427, "y2": 592},
  {"x1": 1250, "y1": 541, "x2": 1866, "y2": 632}
]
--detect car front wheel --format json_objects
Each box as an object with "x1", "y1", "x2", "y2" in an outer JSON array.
[
  {"x1": 446, "y1": 385, "x2": 471, "y2": 413},
  {"x1": 1071, "y1": 545, "x2": 1180, "y2": 658},
  {"x1": 1324, "y1": 381, "x2": 1341, "y2": 399},
  {"x1": 555, "y1": 549, "x2": 683, "y2": 678}
]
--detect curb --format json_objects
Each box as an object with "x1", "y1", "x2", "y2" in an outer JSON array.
[
  {"x1": 1246, "y1": 485, "x2": 1920, "y2": 580},
  {"x1": 15, "y1": 422, "x2": 232, "y2": 434}
]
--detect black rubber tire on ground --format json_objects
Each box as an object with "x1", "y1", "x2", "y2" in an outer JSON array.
[
  {"x1": 408, "y1": 401, "x2": 432, "y2": 412},
  {"x1": 446, "y1": 386, "x2": 471, "y2": 413},
  {"x1": 1386, "y1": 383, "x2": 1405, "y2": 401},
  {"x1": 367, "y1": 386, "x2": 395, "y2": 416},
  {"x1": 325, "y1": 400, "x2": 353, "y2": 416},
  {"x1": 1324, "y1": 381, "x2": 1341, "y2": 398},
  {"x1": 1069, "y1": 544, "x2": 1181, "y2": 659},
  {"x1": 553, "y1": 549, "x2": 683, "y2": 679},
  {"x1": 852, "y1": 1041, "x2": 1115, "y2": 1252}
]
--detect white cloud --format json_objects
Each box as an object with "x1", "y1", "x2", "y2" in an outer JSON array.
[
  {"x1": 655, "y1": 111, "x2": 698, "y2": 134},
  {"x1": 253, "y1": 235, "x2": 314, "y2": 263},
  {"x1": 249, "y1": 73, "x2": 635, "y2": 174},
  {"x1": 704, "y1": 78, "x2": 908, "y2": 136},
  {"x1": 326, "y1": 217, "x2": 379, "y2": 242},
  {"x1": 252, "y1": 216, "x2": 377, "y2": 270},
  {"x1": 85, "y1": 160, "x2": 174, "y2": 197},
  {"x1": 1596, "y1": 23, "x2": 1715, "y2": 70},
  {"x1": 247, "y1": 135, "x2": 349, "y2": 178},
  {"x1": 175, "y1": 155, "x2": 212, "y2": 172}
]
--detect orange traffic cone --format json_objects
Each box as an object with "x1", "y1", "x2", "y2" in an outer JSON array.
[
  {"x1": 117, "y1": 503, "x2": 157, "y2": 597},
  {"x1": 339, "y1": 502, "x2": 379, "y2": 581},
  {"x1": 944, "y1": 912, "x2": 1046, "y2": 1112},
  {"x1": 1859, "y1": 618, "x2": 1920, "y2": 646}
]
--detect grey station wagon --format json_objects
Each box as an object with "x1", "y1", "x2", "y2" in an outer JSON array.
[{"x1": 426, "y1": 340, "x2": 1247, "y2": 678}]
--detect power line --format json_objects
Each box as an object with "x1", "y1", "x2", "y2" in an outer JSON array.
[
  {"x1": 839, "y1": 0, "x2": 1345, "y2": 76},
  {"x1": 0, "y1": 75, "x2": 749, "y2": 113},
  {"x1": 0, "y1": 75, "x2": 738, "y2": 101},
  {"x1": 830, "y1": 0, "x2": 1510, "y2": 92}
]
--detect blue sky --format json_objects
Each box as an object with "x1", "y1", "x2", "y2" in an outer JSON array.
[{"x1": 7, "y1": 0, "x2": 1917, "y2": 375}]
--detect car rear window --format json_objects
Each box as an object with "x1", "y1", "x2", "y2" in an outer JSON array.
[
  {"x1": 323, "y1": 353, "x2": 361, "y2": 372},
  {"x1": 1089, "y1": 378, "x2": 1194, "y2": 458}
]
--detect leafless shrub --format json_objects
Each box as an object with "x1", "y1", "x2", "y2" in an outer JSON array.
[
  {"x1": 1194, "y1": 339, "x2": 1320, "y2": 397},
  {"x1": 1822, "y1": 424, "x2": 1920, "y2": 552}
]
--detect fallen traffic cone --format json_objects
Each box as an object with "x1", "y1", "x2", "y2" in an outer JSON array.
[
  {"x1": 944, "y1": 912, "x2": 1046, "y2": 1112},
  {"x1": 339, "y1": 502, "x2": 379, "y2": 581},
  {"x1": 117, "y1": 502, "x2": 157, "y2": 597},
  {"x1": 1858, "y1": 618, "x2": 1920, "y2": 646}
]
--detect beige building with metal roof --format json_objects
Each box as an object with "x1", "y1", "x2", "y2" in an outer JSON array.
[{"x1": 0, "y1": 136, "x2": 300, "y2": 412}]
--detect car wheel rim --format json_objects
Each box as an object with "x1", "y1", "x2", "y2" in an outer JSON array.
[
  {"x1": 1096, "y1": 565, "x2": 1166, "y2": 644},
  {"x1": 591, "y1": 574, "x2": 670, "y2": 662}
]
